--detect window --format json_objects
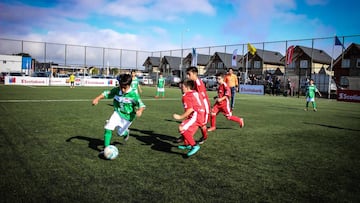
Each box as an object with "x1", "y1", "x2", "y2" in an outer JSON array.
[
  {"x1": 300, "y1": 60, "x2": 308, "y2": 68},
  {"x1": 218, "y1": 62, "x2": 223, "y2": 69},
  {"x1": 254, "y1": 61, "x2": 261, "y2": 69},
  {"x1": 287, "y1": 61, "x2": 295, "y2": 68},
  {"x1": 357, "y1": 58, "x2": 360, "y2": 68},
  {"x1": 342, "y1": 59, "x2": 350, "y2": 68}
]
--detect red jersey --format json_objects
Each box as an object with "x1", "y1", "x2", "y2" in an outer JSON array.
[
  {"x1": 194, "y1": 78, "x2": 208, "y2": 100},
  {"x1": 182, "y1": 90, "x2": 205, "y2": 122},
  {"x1": 194, "y1": 78, "x2": 210, "y2": 115},
  {"x1": 217, "y1": 82, "x2": 231, "y2": 105}
]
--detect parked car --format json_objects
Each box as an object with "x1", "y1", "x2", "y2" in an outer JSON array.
[
  {"x1": 76, "y1": 72, "x2": 91, "y2": 78},
  {"x1": 31, "y1": 72, "x2": 50, "y2": 77},
  {"x1": 138, "y1": 76, "x2": 153, "y2": 85},
  {"x1": 10, "y1": 72, "x2": 26, "y2": 76},
  {"x1": 55, "y1": 73, "x2": 69, "y2": 78},
  {"x1": 165, "y1": 75, "x2": 181, "y2": 86},
  {"x1": 202, "y1": 75, "x2": 217, "y2": 90}
]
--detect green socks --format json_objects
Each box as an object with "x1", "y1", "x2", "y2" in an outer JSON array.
[{"x1": 104, "y1": 129, "x2": 112, "y2": 147}]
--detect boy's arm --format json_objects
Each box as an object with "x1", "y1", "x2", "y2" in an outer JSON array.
[
  {"x1": 136, "y1": 107, "x2": 145, "y2": 117},
  {"x1": 216, "y1": 95, "x2": 227, "y2": 103},
  {"x1": 138, "y1": 84, "x2": 142, "y2": 93},
  {"x1": 316, "y1": 89, "x2": 322, "y2": 97},
  {"x1": 92, "y1": 94, "x2": 105, "y2": 105},
  {"x1": 173, "y1": 108, "x2": 194, "y2": 120}
]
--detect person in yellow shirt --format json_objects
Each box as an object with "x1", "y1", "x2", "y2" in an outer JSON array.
[
  {"x1": 224, "y1": 67, "x2": 238, "y2": 110},
  {"x1": 69, "y1": 73, "x2": 75, "y2": 88}
]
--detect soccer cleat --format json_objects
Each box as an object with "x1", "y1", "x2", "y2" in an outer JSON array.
[
  {"x1": 178, "y1": 145, "x2": 192, "y2": 150},
  {"x1": 187, "y1": 145, "x2": 200, "y2": 156},
  {"x1": 304, "y1": 108, "x2": 308, "y2": 111},
  {"x1": 207, "y1": 127, "x2": 216, "y2": 132},
  {"x1": 239, "y1": 118, "x2": 244, "y2": 128},
  {"x1": 119, "y1": 129, "x2": 130, "y2": 141},
  {"x1": 197, "y1": 137, "x2": 207, "y2": 145},
  {"x1": 313, "y1": 108, "x2": 317, "y2": 112}
]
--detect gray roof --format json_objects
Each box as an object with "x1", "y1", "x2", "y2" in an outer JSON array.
[
  {"x1": 184, "y1": 53, "x2": 212, "y2": 65},
  {"x1": 333, "y1": 43, "x2": 360, "y2": 65},
  {"x1": 254, "y1": 49, "x2": 284, "y2": 65},
  {"x1": 214, "y1": 52, "x2": 243, "y2": 68},
  {"x1": 143, "y1": 56, "x2": 161, "y2": 66},
  {"x1": 296, "y1": 45, "x2": 332, "y2": 64},
  {"x1": 161, "y1": 56, "x2": 181, "y2": 69},
  {"x1": 241, "y1": 49, "x2": 284, "y2": 65}
]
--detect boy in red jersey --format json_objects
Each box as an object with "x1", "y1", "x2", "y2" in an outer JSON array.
[
  {"x1": 185, "y1": 66, "x2": 210, "y2": 144},
  {"x1": 208, "y1": 73, "x2": 244, "y2": 132},
  {"x1": 173, "y1": 79, "x2": 204, "y2": 156}
]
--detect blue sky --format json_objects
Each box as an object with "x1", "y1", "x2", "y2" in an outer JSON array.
[{"x1": 0, "y1": 0, "x2": 359, "y2": 52}]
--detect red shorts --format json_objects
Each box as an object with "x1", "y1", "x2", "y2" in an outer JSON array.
[
  {"x1": 211, "y1": 101, "x2": 232, "y2": 117},
  {"x1": 179, "y1": 111, "x2": 204, "y2": 145}
]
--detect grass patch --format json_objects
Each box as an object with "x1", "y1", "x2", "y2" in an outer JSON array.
[{"x1": 0, "y1": 85, "x2": 359, "y2": 202}]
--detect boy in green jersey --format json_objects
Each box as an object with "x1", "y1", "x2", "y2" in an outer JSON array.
[
  {"x1": 155, "y1": 73, "x2": 165, "y2": 98},
  {"x1": 92, "y1": 74, "x2": 146, "y2": 152},
  {"x1": 130, "y1": 70, "x2": 142, "y2": 95},
  {"x1": 305, "y1": 79, "x2": 322, "y2": 111}
]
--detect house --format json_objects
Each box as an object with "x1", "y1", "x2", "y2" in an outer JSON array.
[
  {"x1": 159, "y1": 56, "x2": 182, "y2": 77},
  {"x1": 183, "y1": 53, "x2": 212, "y2": 75},
  {"x1": 143, "y1": 56, "x2": 161, "y2": 76},
  {"x1": 332, "y1": 43, "x2": 360, "y2": 89},
  {"x1": 240, "y1": 49, "x2": 284, "y2": 77},
  {"x1": 204, "y1": 52, "x2": 243, "y2": 75},
  {"x1": 283, "y1": 45, "x2": 332, "y2": 77}
]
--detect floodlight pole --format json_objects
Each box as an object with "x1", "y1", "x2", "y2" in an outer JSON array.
[{"x1": 180, "y1": 29, "x2": 189, "y2": 80}]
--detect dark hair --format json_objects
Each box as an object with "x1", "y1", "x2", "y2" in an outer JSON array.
[
  {"x1": 118, "y1": 74, "x2": 132, "y2": 87},
  {"x1": 182, "y1": 78, "x2": 195, "y2": 90},
  {"x1": 186, "y1": 66, "x2": 198, "y2": 74},
  {"x1": 216, "y1": 72, "x2": 224, "y2": 78},
  {"x1": 131, "y1": 70, "x2": 136, "y2": 74}
]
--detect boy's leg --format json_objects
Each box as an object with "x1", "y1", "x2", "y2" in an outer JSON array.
[
  {"x1": 227, "y1": 115, "x2": 244, "y2": 128},
  {"x1": 116, "y1": 119, "x2": 132, "y2": 141},
  {"x1": 312, "y1": 101, "x2": 317, "y2": 111},
  {"x1": 104, "y1": 129, "x2": 112, "y2": 147},
  {"x1": 181, "y1": 130, "x2": 200, "y2": 157},
  {"x1": 180, "y1": 128, "x2": 196, "y2": 147},
  {"x1": 305, "y1": 98, "x2": 309, "y2": 111},
  {"x1": 209, "y1": 113, "x2": 217, "y2": 131}
]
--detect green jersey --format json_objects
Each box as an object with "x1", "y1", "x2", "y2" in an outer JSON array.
[
  {"x1": 102, "y1": 87, "x2": 145, "y2": 122},
  {"x1": 157, "y1": 77, "x2": 165, "y2": 88},
  {"x1": 306, "y1": 84, "x2": 318, "y2": 98},
  {"x1": 131, "y1": 77, "x2": 140, "y2": 92}
]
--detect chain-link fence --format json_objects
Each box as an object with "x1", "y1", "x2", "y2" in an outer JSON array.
[{"x1": 1, "y1": 35, "x2": 360, "y2": 96}]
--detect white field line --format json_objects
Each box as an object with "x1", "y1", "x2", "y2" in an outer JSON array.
[{"x1": 0, "y1": 98, "x2": 179, "y2": 103}]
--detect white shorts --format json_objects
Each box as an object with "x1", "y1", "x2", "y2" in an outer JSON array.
[
  {"x1": 104, "y1": 111, "x2": 132, "y2": 135},
  {"x1": 306, "y1": 97, "x2": 315, "y2": 102},
  {"x1": 157, "y1": 87, "x2": 165, "y2": 92}
]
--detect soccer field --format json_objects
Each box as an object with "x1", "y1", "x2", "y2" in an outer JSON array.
[{"x1": 0, "y1": 85, "x2": 359, "y2": 202}]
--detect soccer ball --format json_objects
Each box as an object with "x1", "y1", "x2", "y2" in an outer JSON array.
[{"x1": 103, "y1": 145, "x2": 119, "y2": 160}]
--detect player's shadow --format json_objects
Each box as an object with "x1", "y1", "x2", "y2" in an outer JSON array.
[
  {"x1": 303, "y1": 122, "x2": 360, "y2": 132},
  {"x1": 164, "y1": 119, "x2": 181, "y2": 124},
  {"x1": 129, "y1": 128, "x2": 187, "y2": 158},
  {"x1": 66, "y1": 135, "x2": 122, "y2": 152}
]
